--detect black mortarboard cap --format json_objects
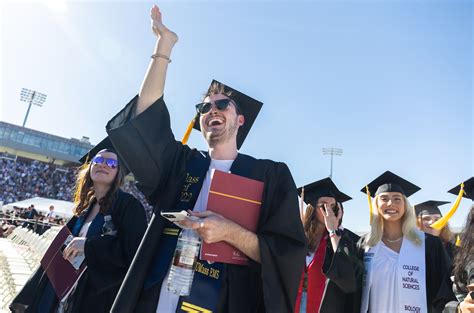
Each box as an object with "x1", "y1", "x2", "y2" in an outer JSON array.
[
  {"x1": 448, "y1": 177, "x2": 474, "y2": 200},
  {"x1": 414, "y1": 200, "x2": 450, "y2": 216},
  {"x1": 79, "y1": 137, "x2": 129, "y2": 175},
  {"x1": 361, "y1": 170, "x2": 421, "y2": 198},
  {"x1": 297, "y1": 177, "x2": 352, "y2": 205},
  {"x1": 193, "y1": 80, "x2": 263, "y2": 150}
]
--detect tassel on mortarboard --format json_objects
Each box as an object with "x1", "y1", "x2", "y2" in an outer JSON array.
[
  {"x1": 431, "y1": 182, "x2": 465, "y2": 230},
  {"x1": 182, "y1": 113, "x2": 198, "y2": 145},
  {"x1": 365, "y1": 185, "x2": 374, "y2": 225}
]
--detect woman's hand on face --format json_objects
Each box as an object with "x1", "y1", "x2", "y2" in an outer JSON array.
[
  {"x1": 63, "y1": 237, "x2": 86, "y2": 262},
  {"x1": 318, "y1": 203, "x2": 342, "y2": 232},
  {"x1": 150, "y1": 4, "x2": 178, "y2": 44}
]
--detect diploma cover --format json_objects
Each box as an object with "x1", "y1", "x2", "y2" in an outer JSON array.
[
  {"x1": 201, "y1": 170, "x2": 264, "y2": 265},
  {"x1": 40, "y1": 226, "x2": 87, "y2": 299}
]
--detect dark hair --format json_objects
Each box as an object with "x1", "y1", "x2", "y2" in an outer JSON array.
[
  {"x1": 72, "y1": 150, "x2": 124, "y2": 216},
  {"x1": 453, "y1": 206, "x2": 474, "y2": 292},
  {"x1": 204, "y1": 81, "x2": 242, "y2": 115}
]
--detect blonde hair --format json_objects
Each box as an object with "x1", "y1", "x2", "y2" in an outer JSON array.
[{"x1": 362, "y1": 194, "x2": 421, "y2": 248}]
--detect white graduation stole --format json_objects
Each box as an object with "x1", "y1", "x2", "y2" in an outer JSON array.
[{"x1": 361, "y1": 230, "x2": 427, "y2": 313}]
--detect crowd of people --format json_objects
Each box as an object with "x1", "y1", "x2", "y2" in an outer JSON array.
[
  {"x1": 0, "y1": 154, "x2": 153, "y2": 219},
  {"x1": 0, "y1": 156, "x2": 76, "y2": 204}
]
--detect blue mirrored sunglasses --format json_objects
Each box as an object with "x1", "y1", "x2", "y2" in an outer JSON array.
[{"x1": 91, "y1": 156, "x2": 119, "y2": 169}]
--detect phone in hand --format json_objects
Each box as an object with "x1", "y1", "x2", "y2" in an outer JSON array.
[{"x1": 160, "y1": 210, "x2": 191, "y2": 222}]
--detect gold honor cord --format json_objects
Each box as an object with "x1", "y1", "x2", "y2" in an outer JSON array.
[
  {"x1": 181, "y1": 302, "x2": 212, "y2": 313},
  {"x1": 431, "y1": 182, "x2": 465, "y2": 230},
  {"x1": 300, "y1": 186, "x2": 305, "y2": 219},
  {"x1": 182, "y1": 114, "x2": 199, "y2": 145},
  {"x1": 365, "y1": 185, "x2": 373, "y2": 224}
]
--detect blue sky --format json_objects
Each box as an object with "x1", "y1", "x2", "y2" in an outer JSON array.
[{"x1": 1, "y1": 0, "x2": 472, "y2": 231}]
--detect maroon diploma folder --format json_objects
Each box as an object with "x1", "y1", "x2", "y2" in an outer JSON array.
[
  {"x1": 40, "y1": 226, "x2": 87, "y2": 299},
  {"x1": 201, "y1": 170, "x2": 264, "y2": 265}
]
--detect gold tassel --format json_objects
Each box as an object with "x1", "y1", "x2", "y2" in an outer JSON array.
[
  {"x1": 300, "y1": 187, "x2": 305, "y2": 219},
  {"x1": 182, "y1": 115, "x2": 197, "y2": 145},
  {"x1": 455, "y1": 235, "x2": 461, "y2": 247},
  {"x1": 431, "y1": 182, "x2": 465, "y2": 230},
  {"x1": 366, "y1": 185, "x2": 373, "y2": 224}
]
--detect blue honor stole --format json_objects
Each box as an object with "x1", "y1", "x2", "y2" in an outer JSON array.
[
  {"x1": 144, "y1": 152, "x2": 210, "y2": 289},
  {"x1": 144, "y1": 152, "x2": 258, "y2": 313},
  {"x1": 175, "y1": 154, "x2": 258, "y2": 313},
  {"x1": 176, "y1": 261, "x2": 224, "y2": 313}
]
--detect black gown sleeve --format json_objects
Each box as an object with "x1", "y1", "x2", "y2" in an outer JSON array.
[
  {"x1": 105, "y1": 95, "x2": 194, "y2": 313},
  {"x1": 426, "y1": 234, "x2": 452, "y2": 313},
  {"x1": 106, "y1": 95, "x2": 191, "y2": 201},
  {"x1": 84, "y1": 192, "x2": 147, "y2": 269},
  {"x1": 81, "y1": 192, "x2": 147, "y2": 294},
  {"x1": 257, "y1": 162, "x2": 307, "y2": 313},
  {"x1": 323, "y1": 230, "x2": 363, "y2": 293}
]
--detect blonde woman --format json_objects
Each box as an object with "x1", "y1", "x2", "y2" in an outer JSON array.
[{"x1": 357, "y1": 171, "x2": 450, "y2": 313}]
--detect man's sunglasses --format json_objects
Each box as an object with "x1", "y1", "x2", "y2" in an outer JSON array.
[
  {"x1": 195, "y1": 98, "x2": 235, "y2": 115},
  {"x1": 91, "y1": 156, "x2": 119, "y2": 169}
]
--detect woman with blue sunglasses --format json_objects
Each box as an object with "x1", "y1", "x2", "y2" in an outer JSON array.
[{"x1": 10, "y1": 143, "x2": 148, "y2": 313}]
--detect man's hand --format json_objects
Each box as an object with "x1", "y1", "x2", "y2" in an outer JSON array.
[
  {"x1": 63, "y1": 237, "x2": 86, "y2": 262},
  {"x1": 151, "y1": 5, "x2": 178, "y2": 44},
  {"x1": 177, "y1": 210, "x2": 233, "y2": 244},
  {"x1": 178, "y1": 210, "x2": 261, "y2": 263}
]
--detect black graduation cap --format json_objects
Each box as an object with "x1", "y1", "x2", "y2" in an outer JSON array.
[
  {"x1": 448, "y1": 177, "x2": 474, "y2": 200},
  {"x1": 79, "y1": 137, "x2": 129, "y2": 175},
  {"x1": 297, "y1": 177, "x2": 352, "y2": 205},
  {"x1": 361, "y1": 170, "x2": 421, "y2": 197},
  {"x1": 192, "y1": 80, "x2": 263, "y2": 150},
  {"x1": 414, "y1": 200, "x2": 450, "y2": 216}
]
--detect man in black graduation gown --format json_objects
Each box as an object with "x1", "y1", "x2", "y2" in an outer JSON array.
[{"x1": 106, "y1": 5, "x2": 306, "y2": 313}]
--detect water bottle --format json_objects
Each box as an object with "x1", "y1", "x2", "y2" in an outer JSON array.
[
  {"x1": 167, "y1": 228, "x2": 201, "y2": 296},
  {"x1": 102, "y1": 215, "x2": 117, "y2": 236}
]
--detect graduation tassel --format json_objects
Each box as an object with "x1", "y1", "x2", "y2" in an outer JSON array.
[
  {"x1": 182, "y1": 114, "x2": 198, "y2": 145},
  {"x1": 299, "y1": 187, "x2": 305, "y2": 219},
  {"x1": 365, "y1": 185, "x2": 373, "y2": 224},
  {"x1": 455, "y1": 235, "x2": 461, "y2": 247},
  {"x1": 431, "y1": 182, "x2": 465, "y2": 230}
]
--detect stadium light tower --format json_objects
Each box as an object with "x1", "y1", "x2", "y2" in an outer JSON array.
[
  {"x1": 322, "y1": 147, "x2": 343, "y2": 179},
  {"x1": 20, "y1": 88, "x2": 47, "y2": 127}
]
